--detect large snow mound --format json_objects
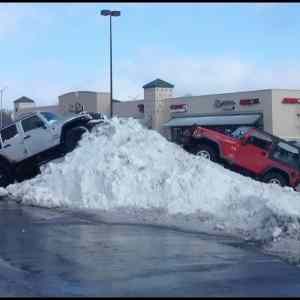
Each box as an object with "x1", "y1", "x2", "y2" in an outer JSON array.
[{"x1": 6, "y1": 117, "x2": 300, "y2": 264}]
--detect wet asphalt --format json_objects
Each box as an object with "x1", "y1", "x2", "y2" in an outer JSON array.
[{"x1": 1, "y1": 198, "x2": 300, "y2": 297}]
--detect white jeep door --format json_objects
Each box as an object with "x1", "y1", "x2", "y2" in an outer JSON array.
[
  {"x1": 20, "y1": 115, "x2": 54, "y2": 157},
  {"x1": 0, "y1": 124, "x2": 28, "y2": 163}
]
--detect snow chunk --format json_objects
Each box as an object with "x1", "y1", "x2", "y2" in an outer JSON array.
[{"x1": 272, "y1": 227, "x2": 282, "y2": 239}]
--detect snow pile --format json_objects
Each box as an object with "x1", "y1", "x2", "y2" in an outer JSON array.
[{"x1": 5, "y1": 117, "x2": 300, "y2": 263}]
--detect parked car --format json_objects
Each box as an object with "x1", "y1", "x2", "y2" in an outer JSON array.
[
  {"x1": 181, "y1": 125, "x2": 300, "y2": 188},
  {"x1": 0, "y1": 111, "x2": 103, "y2": 187}
]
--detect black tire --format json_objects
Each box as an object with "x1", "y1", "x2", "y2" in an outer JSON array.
[
  {"x1": 262, "y1": 171, "x2": 288, "y2": 187},
  {"x1": 16, "y1": 162, "x2": 40, "y2": 183},
  {"x1": 0, "y1": 164, "x2": 13, "y2": 188},
  {"x1": 64, "y1": 126, "x2": 88, "y2": 153},
  {"x1": 193, "y1": 144, "x2": 218, "y2": 162}
]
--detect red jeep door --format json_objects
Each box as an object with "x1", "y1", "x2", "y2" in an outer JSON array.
[{"x1": 234, "y1": 130, "x2": 273, "y2": 174}]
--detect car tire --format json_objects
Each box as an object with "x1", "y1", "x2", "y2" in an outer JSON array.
[
  {"x1": 0, "y1": 164, "x2": 13, "y2": 188},
  {"x1": 64, "y1": 126, "x2": 88, "y2": 153},
  {"x1": 194, "y1": 144, "x2": 218, "y2": 162},
  {"x1": 17, "y1": 162, "x2": 40, "y2": 182},
  {"x1": 262, "y1": 172, "x2": 288, "y2": 187}
]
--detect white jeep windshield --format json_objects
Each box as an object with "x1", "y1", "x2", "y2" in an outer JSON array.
[{"x1": 40, "y1": 112, "x2": 61, "y2": 124}]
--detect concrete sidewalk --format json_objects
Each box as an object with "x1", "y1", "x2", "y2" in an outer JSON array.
[{"x1": 0, "y1": 198, "x2": 300, "y2": 296}]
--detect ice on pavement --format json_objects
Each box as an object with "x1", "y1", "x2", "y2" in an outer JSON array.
[{"x1": 5, "y1": 117, "x2": 300, "y2": 264}]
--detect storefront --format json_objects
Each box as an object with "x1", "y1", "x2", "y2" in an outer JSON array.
[{"x1": 163, "y1": 113, "x2": 263, "y2": 144}]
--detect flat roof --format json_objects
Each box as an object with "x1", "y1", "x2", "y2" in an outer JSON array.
[{"x1": 166, "y1": 88, "x2": 300, "y2": 101}]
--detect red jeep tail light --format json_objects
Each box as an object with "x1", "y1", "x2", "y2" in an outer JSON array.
[{"x1": 282, "y1": 97, "x2": 300, "y2": 104}]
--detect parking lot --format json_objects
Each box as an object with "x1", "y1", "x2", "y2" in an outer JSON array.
[{"x1": 0, "y1": 198, "x2": 300, "y2": 297}]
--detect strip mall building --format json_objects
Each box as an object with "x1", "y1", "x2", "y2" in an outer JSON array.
[{"x1": 13, "y1": 78, "x2": 300, "y2": 142}]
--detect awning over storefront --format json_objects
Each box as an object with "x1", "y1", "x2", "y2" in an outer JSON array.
[{"x1": 163, "y1": 113, "x2": 262, "y2": 127}]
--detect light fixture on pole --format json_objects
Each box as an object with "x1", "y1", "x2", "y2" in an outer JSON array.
[
  {"x1": 0, "y1": 86, "x2": 8, "y2": 129},
  {"x1": 100, "y1": 9, "x2": 121, "y2": 118}
]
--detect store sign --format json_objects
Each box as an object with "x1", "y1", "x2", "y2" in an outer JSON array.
[
  {"x1": 170, "y1": 104, "x2": 189, "y2": 113},
  {"x1": 240, "y1": 98, "x2": 260, "y2": 106},
  {"x1": 282, "y1": 97, "x2": 300, "y2": 104},
  {"x1": 214, "y1": 99, "x2": 236, "y2": 111}
]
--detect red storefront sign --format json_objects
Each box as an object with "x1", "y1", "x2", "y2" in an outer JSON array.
[
  {"x1": 170, "y1": 104, "x2": 189, "y2": 113},
  {"x1": 240, "y1": 98, "x2": 260, "y2": 106},
  {"x1": 282, "y1": 97, "x2": 300, "y2": 104}
]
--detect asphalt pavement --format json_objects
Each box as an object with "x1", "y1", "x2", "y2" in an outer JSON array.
[{"x1": 0, "y1": 198, "x2": 300, "y2": 297}]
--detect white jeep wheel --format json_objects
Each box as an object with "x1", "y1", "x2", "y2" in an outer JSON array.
[
  {"x1": 0, "y1": 164, "x2": 13, "y2": 187},
  {"x1": 64, "y1": 126, "x2": 88, "y2": 153}
]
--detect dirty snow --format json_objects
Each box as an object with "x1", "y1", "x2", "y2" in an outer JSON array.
[{"x1": 5, "y1": 117, "x2": 300, "y2": 264}]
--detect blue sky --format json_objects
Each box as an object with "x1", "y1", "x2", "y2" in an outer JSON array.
[{"x1": 2, "y1": 3, "x2": 300, "y2": 108}]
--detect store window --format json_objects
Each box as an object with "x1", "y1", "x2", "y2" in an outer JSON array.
[{"x1": 171, "y1": 127, "x2": 192, "y2": 144}]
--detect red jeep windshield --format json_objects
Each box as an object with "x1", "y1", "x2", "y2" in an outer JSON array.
[{"x1": 231, "y1": 126, "x2": 253, "y2": 139}]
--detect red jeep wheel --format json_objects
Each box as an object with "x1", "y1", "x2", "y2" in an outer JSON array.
[
  {"x1": 194, "y1": 144, "x2": 218, "y2": 162},
  {"x1": 262, "y1": 172, "x2": 288, "y2": 187}
]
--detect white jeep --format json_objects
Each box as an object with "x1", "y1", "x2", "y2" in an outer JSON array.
[{"x1": 0, "y1": 111, "x2": 103, "y2": 187}]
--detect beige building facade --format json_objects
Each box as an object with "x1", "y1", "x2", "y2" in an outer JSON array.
[
  {"x1": 162, "y1": 89, "x2": 300, "y2": 141},
  {"x1": 113, "y1": 80, "x2": 300, "y2": 142},
  {"x1": 58, "y1": 91, "x2": 111, "y2": 115},
  {"x1": 12, "y1": 79, "x2": 300, "y2": 142},
  {"x1": 13, "y1": 96, "x2": 37, "y2": 119}
]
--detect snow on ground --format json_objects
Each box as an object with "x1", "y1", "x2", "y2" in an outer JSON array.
[
  {"x1": 0, "y1": 187, "x2": 8, "y2": 197},
  {"x1": 4, "y1": 117, "x2": 300, "y2": 264}
]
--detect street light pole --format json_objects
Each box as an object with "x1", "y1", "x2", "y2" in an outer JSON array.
[
  {"x1": 110, "y1": 14, "x2": 113, "y2": 119},
  {"x1": 100, "y1": 9, "x2": 121, "y2": 119}
]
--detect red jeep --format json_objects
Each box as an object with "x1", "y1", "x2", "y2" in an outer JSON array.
[{"x1": 183, "y1": 125, "x2": 300, "y2": 188}]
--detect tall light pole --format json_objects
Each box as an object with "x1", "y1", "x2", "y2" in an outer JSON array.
[
  {"x1": 0, "y1": 86, "x2": 8, "y2": 129},
  {"x1": 100, "y1": 9, "x2": 121, "y2": 118}
]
